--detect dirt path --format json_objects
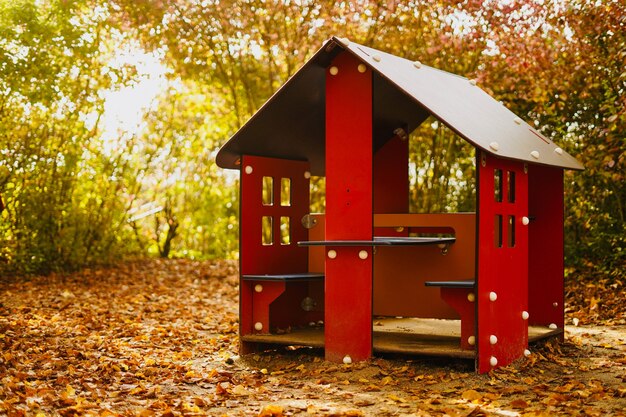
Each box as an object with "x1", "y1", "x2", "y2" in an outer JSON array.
[{"x1": 1, "y1": 259, "x2": 624, "y2": 416}]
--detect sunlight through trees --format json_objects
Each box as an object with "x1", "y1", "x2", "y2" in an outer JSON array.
[{"x1": 1, "y1": 0, "x2": 623, "y2": 277}]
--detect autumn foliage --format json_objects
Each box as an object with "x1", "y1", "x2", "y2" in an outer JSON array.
[
  {"x1": 1, "y1": 259, "x2": 625, "y2": 415},
  {"x1": 0, "y1": 2, "x2": 624, "y2": 278}
]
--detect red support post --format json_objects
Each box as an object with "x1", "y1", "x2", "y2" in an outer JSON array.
[
  {"x1": 439, "y1": 288, "x2": 476, "y2": 350},
  {"x1": 476, "y1": 152, "x2": 529, "y2": 373},
  {"x1": 252, "y1": 281, "x2": 287, "y2": 334},
  {"x1": 325, "y1": 52, "x2": 373, "y2": 362}
]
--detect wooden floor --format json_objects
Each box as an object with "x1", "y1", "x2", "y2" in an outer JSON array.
[{"x1": 242, "y1": 317, "x2": 563, "y2": 359}]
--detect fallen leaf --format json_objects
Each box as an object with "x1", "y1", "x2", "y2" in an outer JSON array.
[
  {"x1": 258, "y1": 404, "x2": 284, "y2": 417},
  {"x1": 462, "y1": 389, "x2": 483, "y2": 402},
  {"x1": 510, "y1": 399, "x2": 529, "y2": 409},
  {"x1": 232, "y1": 384, "x2": 249, "y2": 396}
]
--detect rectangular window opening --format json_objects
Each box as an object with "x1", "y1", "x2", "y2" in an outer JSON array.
[
  {"x1": 262, "y1": 177, "x2": 273, "y2": 206},
  {"x1": 494, "y1": 215, "x2": 503, "y2": 248},
  {"x1": 262, "y1": 216, "x2": 273, "y2": 245},
  {"x1": 280, "y1": 216, "x2": 290, "y2": 245},
  {"x1": 494, "y1": 169, "x2": 503, "y2": 202},
  {"x1": 281, "y1": 178, "x2": 291, "y2": 206},
  {"x1": 507, "y1": 171, "x2": 516, "y2": 203},
  {"x1": 508, "y1": 215, "x2": 516, "y2": 247}
]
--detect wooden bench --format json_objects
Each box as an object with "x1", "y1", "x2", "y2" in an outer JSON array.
[{"x1": 425, "y1": 280, "x2": 476, "y2": 350}]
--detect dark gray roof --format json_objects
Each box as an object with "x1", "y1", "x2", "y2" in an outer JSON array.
[{"x1": 216, "y1": 36, "x2": 583, "y2": 174}]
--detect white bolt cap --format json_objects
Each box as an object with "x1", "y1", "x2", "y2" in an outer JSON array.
[
  {"x1": 304, "y1": 171, "x2": 311, "y2": 179},
  {"x1": 467, "y1": 292, "x2": 476, "y2": 302},
  {"x1": 358, "y1": 250, "x2": 368, "y2": 260},
  {"x1": 489, "y1": 292, "x2": 498, "y2": 301},
  {"x1": 490, "y1": 356, "x2": 498, "y2": 367},
  {"x1": 554, "y1": 147, "x2": 563, "y2": 155},
  {"x1": 530, "y1": 150, "x2": 540, "y2": 159},
  {"x1": 489, "y1": 141, "x2": 499, "y2": 151},
  {"x1": 254, "y1": 284, "x2": 263, "y2": 293},
  {"x1": 489, "y1": 335, "x2": 498, "y2": 345},
  {"x1": 372, "y1": 54, "x2": 381, "y2": 62},
  {"x1": 522, "y1": 311, "x2": 529, "y2": 320},
  {"x1": 327, "y1": 250, "x2": 337, "y2": 259},
  {"x1": 254, "y1": 322, "x2": 263, "y2": 331},
  {"x1": 469, "y1": 79, "x2": 477, "y2": 86},
  {"x1": 549, "y1": 323, "x2": 558, "y2": 329},
  {"x1": 524, "y1": 349, "x2": 531, "y2": 356},
  {"x1": 522, "y1": 216, "x2": 530, "y2": 226},
  {"x1": 329, "y1": 66, "x2": 339, "y2": 75},
  {"x1": 514, "y1": 117, "x2": 522, "y2": 125},
  {"x1": 343, "y1": 355, "x2": 352, "y2": 364},
  {"x1": 357, "y1": 64, "x2": 367, "y2": 73},
  {"x1": 244, "y1": 165, "x2": 253, "y2": 174},
  {"x1": 340, "y1": 37, "x2": 350, "y2": 46},
  {"x1": 468, "y1": 336, "x2": 476, "y2": 346},
  {"x1": 413, "y1": 60, "x2": 422, "y2": 69}
]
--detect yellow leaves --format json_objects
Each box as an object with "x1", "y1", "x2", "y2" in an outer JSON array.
[
  {"x1": 65, "y1": 384, "x2": 76, "y2": 397},
  {"x1": 387, "y1": 393, "x2": 407, "y2": 403},
  {"x1": 334, "y1": 410, "x2": 364, "y2": 417},
  {"x1": 184, "y1": 369, "x2": 200, "y2": 379},
  {"x1": 181, "y1": 402, "x2": 202, "y2": 414},
  {"x1": 380, "y1": 375, "x2": 394, "y2": 386},
  {"x1": 258, "y1": 404, "x2": 284, "y2": 417},
  {"x1": 231, "y1": 384, "x2": 249, "y2": 396},
  {"x1": 61, "y1": 290, "x2": 75, "y2": 299}
]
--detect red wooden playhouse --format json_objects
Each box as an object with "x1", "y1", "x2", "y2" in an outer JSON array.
[{"x1": 216, "y1": 37, "x2": 583, "y2": 373}]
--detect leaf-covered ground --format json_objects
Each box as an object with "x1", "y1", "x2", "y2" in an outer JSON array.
[{"x1": 1, "y1": 259, "x2": 625, "y2": 416}]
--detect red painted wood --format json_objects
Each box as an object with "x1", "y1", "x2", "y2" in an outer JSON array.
[
  {"x1": 240, "y1": 155, "x2": 310, "y2": 275},
  {"x1": 325, "y1": 51, "x2": 373, "y2": 362},
  {"x1": 528, "y1": 165, "x2": 564, "y2": 330},
  {"x1": 252, "y1": 281, "x2": 286, "y2": 333},
  {"x1": 239, "y1": 155, "x2": 311, "y2": 353},
  {"x1": 374, "y1": 134, "x2": 409, "y2": 213},
  {"x1": 439, "y1": 287, "x2": 476, "y2": 350},
  {"x1": 239, "y1": 281, "x2": 254, "y2": 354},
  {"x1": 248, "y1": 280, "x2": 324, "y2": 337},
  {"x1": 476, "y1": 152, "x2": 529, "y2": 373}
]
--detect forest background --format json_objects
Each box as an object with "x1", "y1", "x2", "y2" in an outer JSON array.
[{"x1": 0, "y1": 0, "x2": 623, "y2": 281}]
